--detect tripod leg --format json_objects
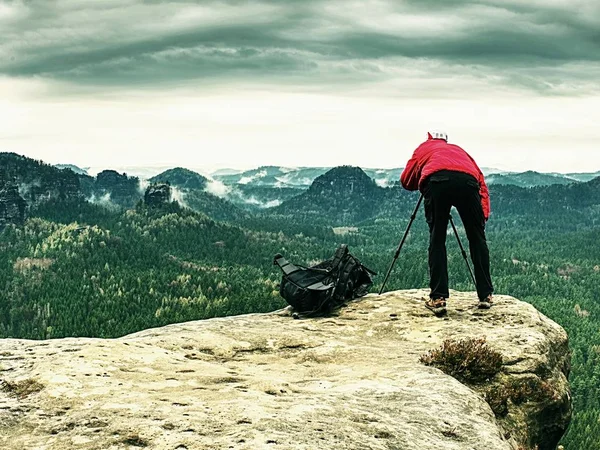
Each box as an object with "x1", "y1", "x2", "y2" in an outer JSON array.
[
  {"x1": 449, "y1": 214, "x2": 477, "y2": 287},
  {"x1": 379, "y1": 194, "x2": 423, "y2": 295}
]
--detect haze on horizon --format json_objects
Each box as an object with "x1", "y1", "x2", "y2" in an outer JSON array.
[{"x1": 1, "y1": 0, "x2": 599, "y2": 174}]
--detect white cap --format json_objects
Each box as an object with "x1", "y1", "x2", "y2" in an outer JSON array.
[{"x1": 428, "y1": 131, "x2": 448, "y2": 141}]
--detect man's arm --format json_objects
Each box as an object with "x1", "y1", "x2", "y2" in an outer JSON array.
[
  {"x1": 479, "y1": 176, "x2": 491, "y2": 221},
  {"x1": 466, "y1": 153, "x2": 491, "y2": 220},
  {"x1": 400, "y1": 151, "x2": 421, "y2": 191}
]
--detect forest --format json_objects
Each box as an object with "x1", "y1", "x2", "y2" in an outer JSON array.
[{"x1": 1, "y1": 155, "x2": 599, "y2": 448}]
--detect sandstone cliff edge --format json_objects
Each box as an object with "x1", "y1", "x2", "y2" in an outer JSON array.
[{"x1": 0, "y1": 290, "x2": 571, "y2": 450}]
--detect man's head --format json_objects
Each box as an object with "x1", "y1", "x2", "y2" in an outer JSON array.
[{"x1": 427, "y1": 131, "x2": 448, "y2": 142}]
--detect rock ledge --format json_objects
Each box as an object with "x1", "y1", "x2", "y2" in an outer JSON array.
[{"x1": 0, "y1": 290, "x2": 571, "y2": 450}]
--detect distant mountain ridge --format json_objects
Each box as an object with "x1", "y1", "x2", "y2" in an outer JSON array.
[
  {"x1": 561, "y1": 170, "x2": 600, "y2": 182},
  {"x1": 212, "y1": 165, "x2": 599, "y2": 190},
  {"x1": 487, "y1": 171, "x2": 575, "y2": 188},
  {"x1": 5, "y1": 153, "x2": 600, "y2": 224},
  {"x1": 273, "y1": 165, "x2": 600, "y2": 225},
  {"x1": 214, "y1": 166, "x2": 330, "y2": 188},
  {"x1": 55, "y1": 164, "x2": 89, "y2": 176},
  {"x1": 38, "y1": 157, "x2": 600, "y2": 190},
  {"x1": 45, "y1": 158, "x2": 600, "y2": 191}
]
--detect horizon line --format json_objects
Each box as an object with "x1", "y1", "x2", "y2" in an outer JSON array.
[{"x1": 3, "y1": 151, "x2": 600, "y2": 177}]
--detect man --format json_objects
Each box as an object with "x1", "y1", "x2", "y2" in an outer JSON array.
[{"x1": 400, "y1": 131, "x2": 493, "y2": 315}]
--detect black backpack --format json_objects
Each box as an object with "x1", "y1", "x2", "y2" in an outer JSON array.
[{"x1": 273, "y1": 244, "x2": 377, "y2": 316}]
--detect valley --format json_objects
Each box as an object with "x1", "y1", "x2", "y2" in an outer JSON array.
[{"x1": 1, "y1": 152, "x2": 599, "y2": 448}]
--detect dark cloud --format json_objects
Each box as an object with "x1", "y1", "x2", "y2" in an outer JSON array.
[{"x1": 0, "y1": 0, "x2": 598, "y2": 94}]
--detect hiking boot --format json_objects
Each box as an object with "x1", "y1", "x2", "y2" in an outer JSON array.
[
  {"x1": 425, "y1": 297, "x2": 447, "y2": 316},
  {"x1": 478, "y1": 294, "x2": 493, "y2": 309}
]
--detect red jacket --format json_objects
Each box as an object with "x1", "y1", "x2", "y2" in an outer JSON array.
[{"x1": 400, "y1": 137, "x2": 491, "y2": 220}]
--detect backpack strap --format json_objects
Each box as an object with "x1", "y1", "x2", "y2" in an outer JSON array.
[
  {"x1": 275, "y1": 253, "x2": 335, "y2": 290},
  {"x1": 273, "y1": 254, "x2": 300, "y2": 276},
  {"x1": 354, "y1": 256, "x2": 378, "y2": 276},
  {"x1": 362, "y1": 265, "x2": 378, "y2": 276},
  {"x1": 329, "y1": 244, "x2": 349, "y2": 271},
  {"x1": 305, "y1": 280, "x2": 335, "y2": 291},
  {"x1": 332, "y1": 256, "x2": 357, "y2": 300}
]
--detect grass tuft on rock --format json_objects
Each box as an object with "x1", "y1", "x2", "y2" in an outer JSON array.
[
  {"x1": 0, "y1": 378, "x2": 45, "y2": 398},
  {"x1": 121, "y1": 434, "x2": 149, "y2": 447},
  {"x1": 485, "y1": 376, "x2": 560, "y2": 417},
  {"x1": 419, "y1": 337, "x2": 503, "y2": 383}
]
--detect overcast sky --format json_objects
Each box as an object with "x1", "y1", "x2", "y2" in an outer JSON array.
[{"x1": 1, "y1": 0, "x2": 599, "y2": 174}]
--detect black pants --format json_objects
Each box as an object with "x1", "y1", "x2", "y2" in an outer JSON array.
[{"x1": 422, "y1": 170, "x2": 493, "y2": 301}]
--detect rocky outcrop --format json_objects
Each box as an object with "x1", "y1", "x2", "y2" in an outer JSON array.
[
  {"x1": 0, "y1": 183, "x2": 27, "y2": 229},
  {"x1": 0, "y1": 290, "x2": 571, "y2": 449},
  {"x1": 276, "y1": 166, "x2": 383, "y2": 224},
  {"x1": 0, "y1": 153, "x2": 82, "y2": 207},
  {"x1": 144, "y1": 183, "x2": 172, "y2": 207},
  {"x1": 94, "y1": 170, "x2": 140, "y2": 207}
]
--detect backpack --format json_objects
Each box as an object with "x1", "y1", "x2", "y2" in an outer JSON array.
[{"x1": 273, "y1": 244, "x2": 377, "y2": 316}]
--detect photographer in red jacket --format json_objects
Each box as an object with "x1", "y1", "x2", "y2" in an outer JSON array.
[{"x1": 401, "y1": 131, "x2": 493, "y2": 315}]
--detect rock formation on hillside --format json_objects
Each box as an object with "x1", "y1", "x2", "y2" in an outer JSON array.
[
  {"x1": 0, "y1": 290, "x2": 570, "y2": 450},
  {"x1": 275, "y1": 166, "x2": 385, "y2": 223},
  {"x1": 94, "y1": 170, "x2": 140, "y2": 207},
  {"x1": 0, "y1": 183, "x2": 27, "y2": 229},
  {"x1": 310, "y1": 165, "x2": 378, "y2": 196},
  {"x1": 144, "y1": 183, "x2": 172, "y2": 207},
  {"x1": 0, "y1": 153, "x2": 82, "y2": 206}
]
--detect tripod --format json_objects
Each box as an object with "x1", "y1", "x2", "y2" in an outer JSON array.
[{"x1": 379, "y1": 193, "x2": 476, "y2": 295}]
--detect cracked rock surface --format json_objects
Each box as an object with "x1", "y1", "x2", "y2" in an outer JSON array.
[{"x1": 0, "y1": 290, "x2": 571, "y2": 450}]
